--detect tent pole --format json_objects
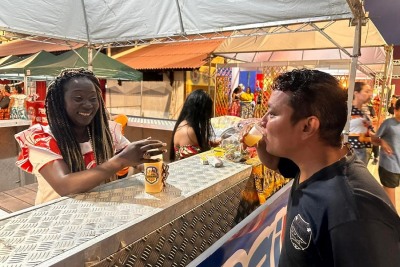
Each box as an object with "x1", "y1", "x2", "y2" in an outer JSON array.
[
  {"x1": 108, "y1": 83, "x2": 112, "y2": 114},
  {"x1": 173, "y1": 0, "x2": 185, "y2": 34},
  {"x1": 23, "y1": 75, "x2": 28, "y2": 98},
  {"x1": 80, "y1": 0, "x2": 92, "y2": 70},
  {"x1": 208, "y1": 55, "x2": 212, "y2": 95},
  {"x1": 378, "y1": 45, "x2": 394, "y2": 125},
  {"x1": 311, "y1": 23, "x2": 352, "y2": 58},
  {"x1": 343, "y1": 17, "x2": 362, "y2": 142},
  {"x1": 140, "y1": 81, "x2": 143, "y2": 117},
  {"x1": 209, "y1": 55, "x2": 216, "y2": 117},
  {"x1": 88, "y1": 45, "x2": 93, "y2": 71},
  {"x1": 214, "y1": 63, "x2": 218, "y2": 117}
]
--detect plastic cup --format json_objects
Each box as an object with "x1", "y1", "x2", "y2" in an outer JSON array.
[
  {"x1": 244, "y1": 123, "x2": 264, "y2": 147},
  {"x1": 144, "y1": 161, "x2": 164, "y2": 193}
]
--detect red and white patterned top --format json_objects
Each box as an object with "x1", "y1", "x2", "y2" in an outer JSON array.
[
  {"x1": 174, "y1": 144, "x2": 201, "y2": 161},
  {"x1": 15, "y1": 121, "x2": 129, "y2": 204}
]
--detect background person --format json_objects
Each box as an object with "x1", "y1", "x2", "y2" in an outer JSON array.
[
  {"x1": 240, "y1": 86, "x2": 255, "y2": 118},
  {"x1": 252, "y1": 69, "x2": 400, "y2": 266},
  {"x1": 169, "y1": 89, "x2": 216, "y2": 161},
  {"x1": 388, "y1": 95, "x2": 398, "y2": 116},
  {"x1": 240, "y1": 86, "x2": 254, "y2": 102},
  {"x1": 238, "y1": 83, "x2": 245, "y2": 95},
  {"x1": 15, "y1": 68, "x2": 166, "y2": 204},
  {"x1": 372, "y1": 94, "x2": 381, "y2": 116},
  {"x1": 229, "y1": 87, "x2": 241, "y2": 117},
  {"x1": 363, "y1": 101, "x2": 379, "y2": 164},
  {"x1": 374, "y1": 99, "x2": 400, "y2": 208},
  {"x1": 4, "y1": 85, "x2": 11, "y2": 97},
  {"x1": 9, "y1": 84, "x2": 28, "y2": 119},
  {"x1": 253, "y1": 84, "x2": 264, "y2": 118},
  {"x1": 0, "y1": 86, "x2": 10, "y2": 109},
  {"x1": 348, "y1": 81, "x2": 374, "y2": 164}
]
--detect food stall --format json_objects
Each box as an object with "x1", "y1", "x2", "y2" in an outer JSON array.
[
  {"x1": 0, "y1": 153, "x2": 269, "y2": 266},
  {"x1": 0, "y1": 119, "x2": 33, "y2": 191},
  {"x1": 0, "y1": 111, "x2": 291, "y2": 266}
]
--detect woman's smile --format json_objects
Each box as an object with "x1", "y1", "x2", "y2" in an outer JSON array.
[{"x1": 78, "y1": 112, "x2": 92, "y2": 117}]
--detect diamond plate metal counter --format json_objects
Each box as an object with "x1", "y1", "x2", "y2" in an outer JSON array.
[
  {"x1": 0, "y1": 154, "x2": 252, "y2": 266},
  {"x1": 126, "y1": 116, "x2": 176, "y2": 131}
]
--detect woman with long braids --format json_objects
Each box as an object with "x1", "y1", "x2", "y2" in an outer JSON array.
[
  {"x1": 169, "y1": 89, "x2": 217, "y2": 161},
  {"x1": 15, "y1": 68, "x2": 166, "y2": 204}
]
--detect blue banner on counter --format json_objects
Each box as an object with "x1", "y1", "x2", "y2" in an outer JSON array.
[{"x1": 189, "y1": 182, "x2": 292, "y2": 267}]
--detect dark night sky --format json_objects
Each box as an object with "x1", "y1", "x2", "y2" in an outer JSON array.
[{"x1": 365, "y1": 0, "x2": 400, "y2": 45}]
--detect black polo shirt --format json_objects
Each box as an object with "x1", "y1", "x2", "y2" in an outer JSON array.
[{"x1": 278, "y1": 154, "x2": 400, "y2": 267}]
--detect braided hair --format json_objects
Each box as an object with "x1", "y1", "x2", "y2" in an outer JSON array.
[{"x1": 45, "y1": 68, "x2": 115, "y2": 176}]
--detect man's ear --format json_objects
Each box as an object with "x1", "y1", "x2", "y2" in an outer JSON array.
[{"x1": 302, "y1": 116, "x2": 320, "y2": 139}]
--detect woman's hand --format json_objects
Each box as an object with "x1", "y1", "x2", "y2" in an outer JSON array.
[
  {"x1": 115, "y1": 138, "x2": 167, "y2": 167},
  {"x1": 39, "y1": 138, "x2": 167, "y2": 197}
]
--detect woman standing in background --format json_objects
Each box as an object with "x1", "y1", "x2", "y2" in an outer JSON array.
[
  {"x1": 229, "y1": 87, "x2": 241, "y2": 117},
  {"x1": 349, "y1": 82, "x2": 374, "y2": 164}
]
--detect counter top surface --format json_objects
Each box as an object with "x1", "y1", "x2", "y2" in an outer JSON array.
[
  {"x1": 0, "y1": 154, "x2": 251, "y2": 266},
  {"x1": 0, "y1": 119, "x2": 31, "y2": 128},
  {"x1": 126, "y1": 116, "x2": 176, "y2": 131}
]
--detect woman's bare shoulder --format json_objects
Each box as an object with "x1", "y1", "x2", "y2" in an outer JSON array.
[{"x1": 174, "y1": 121, "x2": 198, "y2": 146}]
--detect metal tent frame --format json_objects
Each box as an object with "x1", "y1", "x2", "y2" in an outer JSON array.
[{"x1": 0, "y1": 0, "x2": 392, "y2": 134}]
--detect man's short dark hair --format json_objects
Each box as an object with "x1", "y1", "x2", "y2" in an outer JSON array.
[{"x1": 272, "y1": 69, "x2": 347, "y2": 147}]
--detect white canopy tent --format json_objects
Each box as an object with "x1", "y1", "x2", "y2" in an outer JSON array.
[
  {"x1": 0, "y1": 0, "x2": 357, "y2": 46},
  {"x1": 215, "y1": 46, "x2": 387, "y2": 79},
  {"x1": 0, "y1": 0, "x2": 385, "y2": 134},
  {"x1": 213, "y1": 19, "x2": 388, "y2": 77},
  {"x1": 215, "y1": 20, "x2": 385, "y2": 52},
  {"x1": 0, "y1": 0, "x2": 387, "y2": 81}
]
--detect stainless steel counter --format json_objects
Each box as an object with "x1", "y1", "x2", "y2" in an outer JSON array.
[
  {"x1": 0, "y1": 119, "x2": 31, "y2": 128},
  {"x1": 126, "y1": 116, "x2": 176, "y2": 131},
  {"x1": 0, "y1": 154, "x2": 253, "y2": 266}
]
